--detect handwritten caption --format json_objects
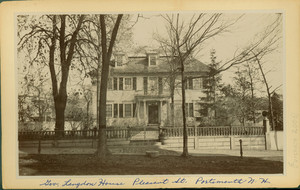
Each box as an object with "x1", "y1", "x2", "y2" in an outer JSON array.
[{"x1": 40, "y1": 177, "x2": 270, "y2": 188}]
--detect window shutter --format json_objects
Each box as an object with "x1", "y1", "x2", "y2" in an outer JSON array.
[
  {"x1": 189, "y1": 103, "x2": 194, "y2": 117},
  {"x1": 113, "y1": 104, "x2": 118, "y2": 118},
  {"x1": 143, "y1": 77, "x2": 148, "y2": 95},
  {"x1": 133, "y1": 103, "x2": 136, "y2": 117},
  {"x1": 158, "y1": 77, "x2": 163, "y2": 94},
  {"x1": 133, "y1": 77, "x2": 137, "y2": 90},
  {"x1": 189, "y1": 78, "x2": 193, "y2": 89},
  {"x1": 185, "y1": 103, "x2": 188, "y2": 117},
  {"x1": 113, "y1": 78, "x2": 118, "y2": 90},
  {"x1": 119, "y1": 77, "x2": 123, "y2": 90},
  {"x1": 119, "y1": 104, "x2": 123, "y2": 118}
]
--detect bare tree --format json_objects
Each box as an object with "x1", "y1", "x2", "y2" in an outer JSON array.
[
  {"x1": 249, "y1": 15, "x2": 282, "y2": 130},
  {"x1": 18, "y1": 15, "x2": 85, "y2": 136},
  {"x1": 157, "y1": 13, "x2": 282, "y2": 157},
  {"x1": 158, "y1": 13, "x2": 241, "y2": 157},
  {"x1": 97, "y1": 14, "x2": 123, "y2": 158}
]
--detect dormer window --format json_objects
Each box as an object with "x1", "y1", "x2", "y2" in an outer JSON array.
[
  {"x1": 116, "y1": 55, "x2": 123, "y2": 66},
  {"x1": 115, "y1": 53, "x2": 125, "y2": 67},
  {"x1": 148, "y1": 53, "x2": 158, "y2": 66}
]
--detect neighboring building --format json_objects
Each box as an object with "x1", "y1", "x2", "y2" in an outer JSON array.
[{"x1": 90, "y1": 51, "x2": 212, "y2": 128}]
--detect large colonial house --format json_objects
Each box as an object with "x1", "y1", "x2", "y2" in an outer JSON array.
[{"x1": 90, "y1": 51, "x2": 212, "y2": 128}]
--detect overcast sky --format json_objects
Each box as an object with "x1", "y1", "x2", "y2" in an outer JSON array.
[{"x1": 131, "y1": 12, "x2": 283, "y2": 94}]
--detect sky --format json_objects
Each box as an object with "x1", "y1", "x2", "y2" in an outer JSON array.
[{"x1": 130, "y1": 12, "x2": 284, "y2": 95}]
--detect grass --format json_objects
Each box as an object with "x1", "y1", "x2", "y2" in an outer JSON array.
[{"x1": 19, "y1": 154, "x2": 283, "y2": 175}]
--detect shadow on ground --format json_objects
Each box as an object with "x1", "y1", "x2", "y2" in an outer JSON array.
[{"x1": 19, "y1": 152, "x2": 283, "y2": 176}]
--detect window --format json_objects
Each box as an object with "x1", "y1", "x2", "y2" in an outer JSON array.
[
  {"x1": 116, "y1": 55, "x2": 123, "y2": 66},
  {"x1": 148, "y1": 77, "x2": 158, "y2": 94},
  {"x1": 185, "y1": 78, "x2": 193, "y2": 89},
  {"x1": 185, "y1": 103, "x2": 194, "y2": 117},
  {"x1": 106, "y1": 104, "x2": 112, "y2": 118},
  {"x1": 124, "y1": 78, "x2": 132, "y2": 90},
  {"x1": 194, "y1": 102, "x2": 201, "y2": 117},
  {"x1": 149, "y1": 55, "x2": 157, "y2": 66},
  {"x1": 107, "y1": 78, "x2": 112, "y2": 90},
  {"x1": 163, "y1": 78, "x2": 169, "y2": 91},
  {"x1": 125, "y1": 104, "x2": 132, "y2": 117}
]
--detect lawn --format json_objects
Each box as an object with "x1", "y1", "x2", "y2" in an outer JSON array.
[{"x1": 19, "y1": 154, "x2": 283, "y2": 175}]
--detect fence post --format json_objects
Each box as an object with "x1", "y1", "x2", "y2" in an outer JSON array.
[
  {"x1": 194, "y1": 125, "x2": 198, "y2": 150},
  {"x1": 230, "y1": 126, "x2": 234, "y2": 150},
  {"x1": 38, "y1": 134, "x2": 41, "y2": 154},
  {"x1": 239, "y1": 139, "x2": 243, "y2": 158}
]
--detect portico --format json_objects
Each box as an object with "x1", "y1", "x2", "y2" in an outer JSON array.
[{"x1": 135, "y1": 95, "x2": 170, "y2": 126}]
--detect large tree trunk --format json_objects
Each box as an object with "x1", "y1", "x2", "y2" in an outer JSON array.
[
  {"x1": 97, "y1": 14, "x2": 123, "y2": 158},
  {"x1": 54, "y1": 94, "x2": 67, "y2": 136}
]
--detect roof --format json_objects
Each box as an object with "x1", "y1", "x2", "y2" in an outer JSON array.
[
  {"x1": 110, "y1": 56, "x2": 211, "y2": 76},
  {"x1": 88, "y1": 56, "x2": 212, "y2": 78}
]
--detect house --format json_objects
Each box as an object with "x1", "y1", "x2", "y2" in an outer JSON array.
[{"x1": 90, "y1": 51, "x2": 212, "y2": 128}]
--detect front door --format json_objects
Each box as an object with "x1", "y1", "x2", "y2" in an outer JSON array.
[{"x1": 148, "y1": 104, "x2": 159, "y2": 124}]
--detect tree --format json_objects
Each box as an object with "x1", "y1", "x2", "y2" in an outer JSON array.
[
  {"x1": 271, "y1": 92, "x2": 283, "y2": 130},
  {"x1": 97, "y1": 14, "x2": 123, "y2": 158},
  {"x1": 249, "y1": 14, "x2": 282, "y2": 130},
  {"x1": 158, "y1": 13, "x2": 246, "y2": 157},
  {"x1": 18, "y1": 15, "x2": 85, "y2": 136},
  {"x1": 157, "y1": 13, "x2": 282, "y2": 156}
]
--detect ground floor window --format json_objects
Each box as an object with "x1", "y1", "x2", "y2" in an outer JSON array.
[
  {"x1": 106, "y1": 104, "x2": 112, "y2": 118},
  {"x1": 125, "y1": 104, "x2": 132, "y2": 117},
  {"x1": 185, "y1": 103, "x2": 194, "y2": 117},
  {"x1": 107, "y1": 103, "x2": 136, "y2": 118}
]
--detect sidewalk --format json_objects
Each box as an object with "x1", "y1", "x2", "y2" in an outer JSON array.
[{"x1": 19, "y1": 147, "x2": 283, "y2": 161}]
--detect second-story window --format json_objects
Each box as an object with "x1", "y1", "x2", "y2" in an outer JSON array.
[
  {"x1": 124, "y1": 78, "x2": 132, "y2": 90},
  {"x1": 111, "y1": 77, "x2": 136, "y2": 91},
  {"x1": 193, "y1": 78, "x2": 203, "y2": 89},
  {"x1": 148, "y1": 77, "x2": 158, "y2": 94}
]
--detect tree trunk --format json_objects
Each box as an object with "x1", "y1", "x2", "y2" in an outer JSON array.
[
  {"x1": 181, "y1": 63, "x2": 188, "y2": 157},
  {"x1": 170, "y1": 75, "x2": 175, "y2": 127},
  {"x1": 268, "y1": 92, "x2": 275, "y2": 130},
  {"x1": 97, "y1": 14, "x2": 123, "y2": 158},
  {"x1": 54, "y1": 94, "x2": 67, "y2": 136}
]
